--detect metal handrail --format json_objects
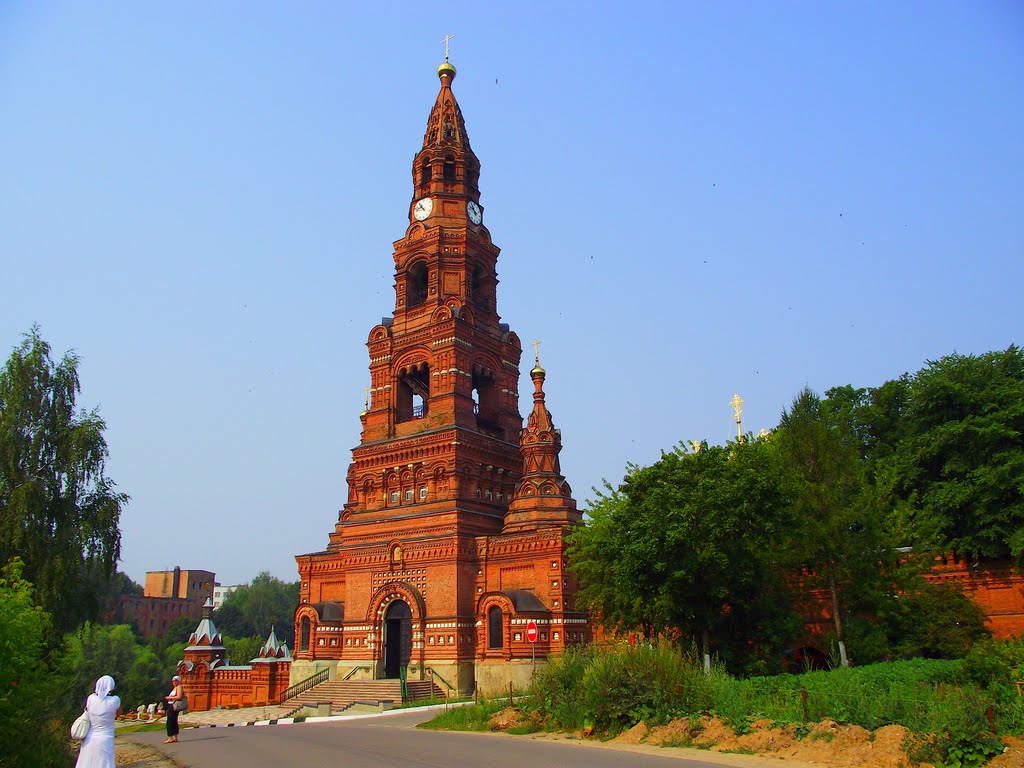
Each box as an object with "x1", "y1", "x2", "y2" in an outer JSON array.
[
  {"x1": 342, "y1": 665, "x2": 372, "y2": 682},
  {"x1": 279, "y1": 667, "x2": 329, "y2": 703},
  {"x1": 424, "y1": 666, "x2": 457, "y2": 694}
]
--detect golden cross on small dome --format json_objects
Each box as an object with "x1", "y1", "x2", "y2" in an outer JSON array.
[
  {"x1": 363, "y1": 385, "x2": 371, "y2": 411},
  {"x1": 531, "y1": 339, "x2": 542, "y2": 365},
  {"x1": 441, "y1": 33, "x2": 455, "y2": 62}
]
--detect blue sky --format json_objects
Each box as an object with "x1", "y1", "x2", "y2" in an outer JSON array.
[{"x1": 1, "y1": 2, "x2": 1021, "y2": 586}]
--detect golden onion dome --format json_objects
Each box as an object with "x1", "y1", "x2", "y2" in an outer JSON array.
[{"x1": 437, "y1": 62, "x2": 457, "y2": 82}]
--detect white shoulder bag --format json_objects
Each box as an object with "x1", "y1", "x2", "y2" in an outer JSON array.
[{"x1": 70, "y1": 708, "x2": 90, "y2": 739}]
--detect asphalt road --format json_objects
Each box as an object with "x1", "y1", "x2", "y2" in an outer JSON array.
[{"x1": 125, "y1": 710, "x2": 750, "y2": 768}]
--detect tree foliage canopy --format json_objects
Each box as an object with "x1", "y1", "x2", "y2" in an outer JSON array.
[
  {"x1": 0, "y1": 327, "x2": 127, "y2": 634},
  {"x1": 569, "y1": 438, "x2": 799, "y2": 673},
  {"x1": 0, "y1": 560, "x2": 72, "y2": 768},
  {"x1": 887, "y1": 347, "x2": 1024, "y2": 562},
  {"x1": 826, "y1": 346, "x2": 1024, "y2": 562},
  {"x1": 569, "y1": 346, "x2": 1018, "y2": 670},
  {"x1": 214, "y1": 572, "x2": 299, "y2": 646}
]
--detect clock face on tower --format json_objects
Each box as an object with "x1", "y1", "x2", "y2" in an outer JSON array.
[
  {"x1": 467, "y1": 200, "x2": 482, "y2": 225},
  {"x1": 413, "y1": 197, "x2": 433, "y2": 221}
]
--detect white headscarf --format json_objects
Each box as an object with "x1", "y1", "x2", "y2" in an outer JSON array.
[{"x1": 94, "y1": 675, "x2": 116, "y2": 698}]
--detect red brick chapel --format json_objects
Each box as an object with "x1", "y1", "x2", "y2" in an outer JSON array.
[{"x1": 290, "y1": 59, "x2": 590, "y2": 696}]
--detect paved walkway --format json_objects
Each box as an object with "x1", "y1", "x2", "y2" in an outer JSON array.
[
  {"x1": 121, "y1": 701, "x2": 463, "y2": 730},
  {"x1": 179, "y1": 704, "x2": 297, "y2": 726}
]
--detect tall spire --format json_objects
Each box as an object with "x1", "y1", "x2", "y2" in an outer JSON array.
[
  {"x1": 411, "y1": 58, "x2": 481, "y2": 209},
  {"x1": 504, "y1": 357, "x2": 580, "y2": 533},
  {"x1": 421, "y1": 63, "x2": 474, "y2": 155}
]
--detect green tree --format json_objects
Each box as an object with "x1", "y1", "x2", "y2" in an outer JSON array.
[
  {"x1": 216, "y1": 572, "x2": 299, "y2": 646},
  {"x1": 59, "y1": 623, "x2": 140, "y2": 710},
  {"x1": 887, "y1": 347, "x2": 1024, "y2": 563},
  {"x1": 775, "y1": 388, "x2": 893, "y2": 667},
  {"x1": 57, "y1": 622, "x2": 174, "y2": 712},
  {"x1": 225, "y1": 635, "x2": 263, "y2": 666},
  {"x1": 0, "y1": 560, "x2": 72, "y2": 768},
  {"x1": 120, "y1": 647, "x2": 166, "y2": 710},
  {"x1": 0, "y1": 327, "x2": 127, "y2": 635},
  {"x1": 211, "y1": 600, "x2": 248, "y2": 639},
  {"x1": 565, "y1": 483, "x2": 649, "y2": 636},
  {"x1": 163, "y1": 615, "x2": 197, "y2": 646},
  {"x1": 570, "y1": 437, "x2": 797, "y2": 674}
]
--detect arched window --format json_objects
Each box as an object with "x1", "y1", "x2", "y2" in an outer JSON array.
[
  {"x1": 420, "y1": 157, "x2": 432, "y2": 189},
  {"x1": 443, "y1": 154, "x2": 456, "y2": 183},
  {"x1": 407, "y1": 261, "x2": 428, "y2": 307},
  {"x1": 300, "y1": 617, "x2": 311, "y2": 652},
  {"x1": 488, "y1": 606, "x2": 503, "y2": 649}
]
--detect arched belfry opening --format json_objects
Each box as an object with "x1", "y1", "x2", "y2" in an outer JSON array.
[
  {"x1": 407, "y1": 261, "x2": 428, "y2": 308},
  {"x1": 396, "y1": 363, "x2": 430, "y2": 422},
  {"x1": 472, "y1": 365, "x2": 499, "y2": 434},
  {"x1": 419, "y1": 157, "x2": 432, "y2": 192},
  {"x1": 470, "y1": 264, "x2": 494, "y2": 312},
  {"x1": 443, "y1": 154, "x2": 456, "y2": 183},
  {"x1": 382, "y1": 600, "x2": 412, "y2": 679}
]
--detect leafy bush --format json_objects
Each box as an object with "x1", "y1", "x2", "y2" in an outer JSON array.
[
  {"x1": 0, "y1": 560, "x2": 73, "y2": 768},
  {"x1": 879, "y1": 579, "x2": 991, "y2": 660},
  {"x1": 529, "y1": 645, "x2": 592, "y2": 729},
  {"x1": 962, "y1": 636, "x2": 1024, "y2": 734},
  {"x1": 530, "y1": 643, "x2": 714, "y2": 733}
]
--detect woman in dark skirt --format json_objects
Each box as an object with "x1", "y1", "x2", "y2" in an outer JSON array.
[{"x1": 164, "y1": 675, "x2": 184, "y2": 743}]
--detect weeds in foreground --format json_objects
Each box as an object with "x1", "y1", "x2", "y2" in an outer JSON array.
[
  {"x1": 416, "y1": 698, "x2": 505, "y2": 731},
  {"x1": 422, "y1": 640, "x2": 1023, "y2": 766}
]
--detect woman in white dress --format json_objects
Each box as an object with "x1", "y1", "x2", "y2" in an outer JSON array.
[{"x1": 75, "y1": 675, "x2": 120, "y2": 768}]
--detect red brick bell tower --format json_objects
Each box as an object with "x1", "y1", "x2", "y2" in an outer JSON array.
[{"x1": 293, "y1": 59, "x2": 589, "y2": 696}]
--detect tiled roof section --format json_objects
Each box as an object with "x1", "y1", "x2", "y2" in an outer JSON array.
[
  {"x1": 185, "y1": 597, "x2": 225, "y2": 650},
  {"x1": 251, "y1": 626, "x2": 292, "y2": 663}
]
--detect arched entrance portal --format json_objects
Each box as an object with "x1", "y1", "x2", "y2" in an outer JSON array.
[{"x1": 382, "y1": 600, "x2": 412, "y2": 679}]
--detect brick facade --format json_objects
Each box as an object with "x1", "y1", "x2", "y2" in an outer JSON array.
[
  {"x1": 292, "y1": 61, "x2": 589, "y2": 696},
  {"x1": 177, "y1": 601, "x2": 291, "y2": 711},
  {"x1": 111, "y1": 567, "x2": 215, "y2": 639},
  {"x1": 798, "y1": 556, "x2": 1024, "y2": 659}
]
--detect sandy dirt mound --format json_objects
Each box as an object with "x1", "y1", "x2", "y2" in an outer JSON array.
[
  {"x1": 734, "y1": 719, "x2": 799, "y2": 755},
  {"x1": 603, "y1": 716, "x2": 921, "y2": 768},
  {"x1": 989, "y1": 735, "x2": 1024, "y2": 768},
  {"x1": 612, "y1": 722, "x2": 649, "y2": 744},
  {"x1": 693, "y1": 715, "x2": 737, "y2": 748},
  {"x1": 487, "y1": 707, "x2": 534, "y2": 732},
  {"x1": 646, "y1": 718, "x2": 698, "y2": 747}
]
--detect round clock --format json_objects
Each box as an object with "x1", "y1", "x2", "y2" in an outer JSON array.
[
  {"x1": 413, "y1": 197, "x2": 433, "y2": 221},
  {"x1": 467, "y1": 200, "x2": 482, "y2": 225}
]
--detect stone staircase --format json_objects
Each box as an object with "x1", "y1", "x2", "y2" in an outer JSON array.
[{"x1": 281, "y1": 679, "x2": 446, "y2": 717}]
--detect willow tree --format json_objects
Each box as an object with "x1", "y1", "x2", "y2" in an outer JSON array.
[{"x1": 0, "y1": 327, "x2": 126, "y2": 634}]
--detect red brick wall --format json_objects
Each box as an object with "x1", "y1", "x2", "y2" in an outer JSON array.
[{"x1": 179, "y1": 659, "x2": 292, "y2": 711}]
